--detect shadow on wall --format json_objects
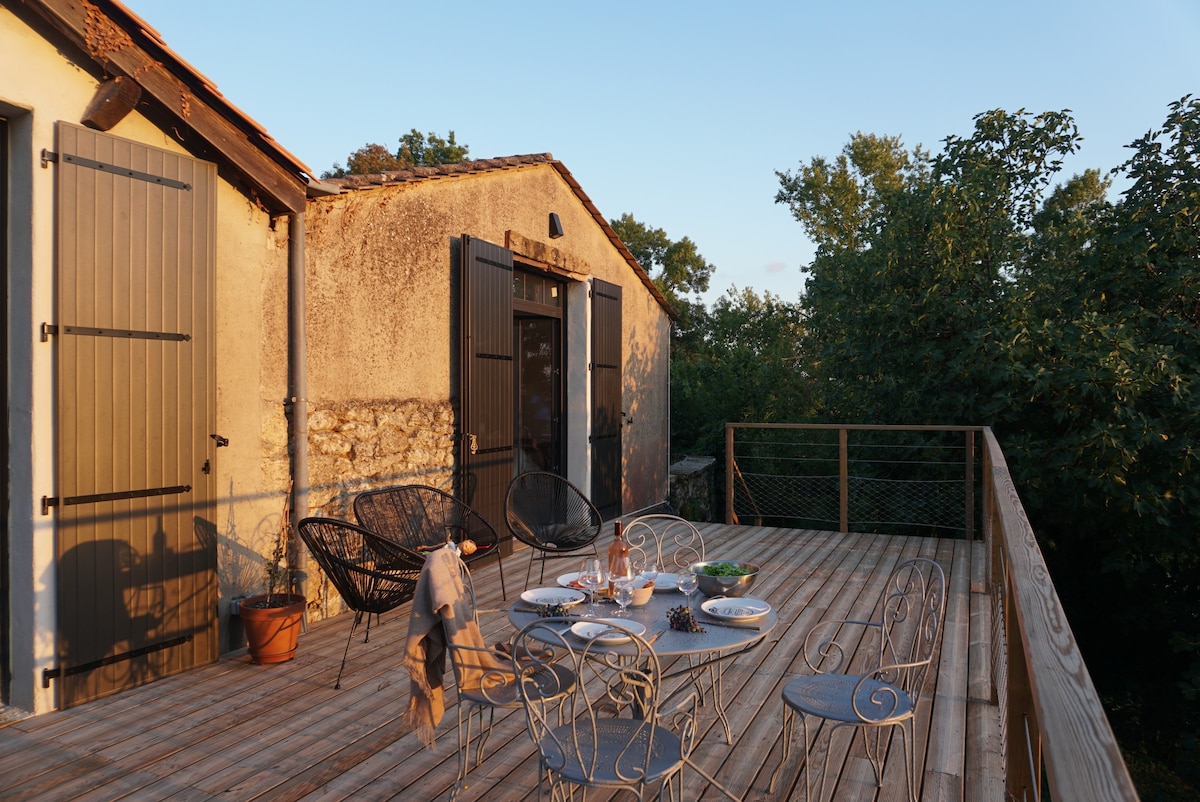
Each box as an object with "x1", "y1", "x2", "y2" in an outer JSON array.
[
  {"x1": 622, "y1": 320, "x2": 668, "y2": 511},
  {"x1": 51, "y1": 512, "x2": 218, "y2": 697}
]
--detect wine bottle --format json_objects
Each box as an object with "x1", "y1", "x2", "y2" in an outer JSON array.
[{"x1": 606, "y1": 521, "x2": 629, "y2": 593}]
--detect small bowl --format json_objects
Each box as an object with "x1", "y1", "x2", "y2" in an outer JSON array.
[
  {"x1": 630, "y1": 581, "x2": 654, "y2": 607},
  {"x1": 600, "y1": 581, "x2": 655, "y2": 606},
  {"x1": 691, "y1": 561, "x2": 759, "y2": 598}
]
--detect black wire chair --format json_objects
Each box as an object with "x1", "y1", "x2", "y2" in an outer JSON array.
[
  {"x1": 503, "y1": 471, "x2": 602, "y2": 588},
  {"x1": 296, "y1": 517, "x2": 423, "y2": 689},
  {"x1": 353, "y1": 484, "x2": 507, "y2": 599}
]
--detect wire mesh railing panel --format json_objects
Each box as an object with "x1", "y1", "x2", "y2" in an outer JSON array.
[
  {"x1": 731, "y1": 472, "x2": 841, "y2": 529},
  {"x1": 727, "y1": 424, "x2": 983, "y2": 539},
  {"x1": 848, "y1": 476, "x2": 966, "y2": 533}
]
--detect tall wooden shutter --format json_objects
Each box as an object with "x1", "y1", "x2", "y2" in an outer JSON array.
[
  {"x1": 51, "y1": 123, "x2": 217, "y2": 707},
  {"x1": 459, "y1": 235, "x2": 514, "y2": 540},
  {"x1": 590, "y1": 278, "x2": 623, "y2": 519}
]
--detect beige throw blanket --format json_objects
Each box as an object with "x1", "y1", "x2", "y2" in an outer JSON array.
[{"x1": 402, "y1": 545, "x2": 512, "y2": 746}]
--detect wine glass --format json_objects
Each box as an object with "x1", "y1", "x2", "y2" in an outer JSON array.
[
  {"x1": 580, "y1": 558, "x2": 603, "y2": 618},
  {"x1": 676, "y1": 571, "x2": 699, "y2": 611},
  {"x1": 612, "y1": 566, "x2": 636, "y2": 618},
  {"x1": 638, "y1": 556, "x2": 660, "y2": 591}
]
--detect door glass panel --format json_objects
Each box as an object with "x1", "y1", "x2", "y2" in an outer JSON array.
[{"x1": 515, "y1": 317, "x2": 561, "y2": 473}]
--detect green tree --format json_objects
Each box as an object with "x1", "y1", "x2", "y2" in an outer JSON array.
[
  {"x1": 610, "y1": 213, "x2": 714, "y2": 328},
  {"x1": 1001, "y1": 98, "x2": 1200, "y2": 791},
  {"x1": 780, "y1": 98, "x2": 1200, "y2": 794},
  {"x1": 779, "y1": 111, "x2": 1081, "y2": 425},
  {"x1": 670, "y1": 287, "x2": 811, "y2": 458},
  {"x1": 323, "y1": 129, "x2": 469, "y2": 178}
]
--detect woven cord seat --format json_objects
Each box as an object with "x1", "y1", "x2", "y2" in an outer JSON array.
[
  {"x1": 354, "y1": 485, "x2": 506, "y2": 599},
  {"x1": 504, "y1": 471, "x2": 601, "y2": 588},
  {"x1": 296, "y1": 517, "x2": 423, "y2": 689}
]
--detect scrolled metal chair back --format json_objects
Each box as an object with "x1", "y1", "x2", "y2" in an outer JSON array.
[
  {"x1": 875, "y1": 557, "x2": 945, "y2": 701},
  {"x1": 512, "y1": 617, "x2": 686, "y2": 796},
  {"x1": 623, "y1": 514, "x2": 705, "y2": 572}
]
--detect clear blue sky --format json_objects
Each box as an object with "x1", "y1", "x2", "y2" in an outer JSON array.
[{"x1": 127, "y1": 0, "x2": 1199, "y2": 305}]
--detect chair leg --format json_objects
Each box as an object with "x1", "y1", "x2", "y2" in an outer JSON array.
[
  {"x1": 452, "y1": 701, "x2": 476, "y2": 801},
  {"x1": 494, "y1": 549, "x2": 507, "y2": 600},
  {"x1": 769, "y1": 705, "x2": 798, "y2": 795},
  {"x1": 334, "y1": 611, "x2": 364, "y2": 690},
  {"x1": 862, "y1": 724, "x2": 885, "y2": 787},
  {"x1": 901, "y1": 720, "x2": 916, "y2": 802},
  {"x1": 524, "y1": 550, "x2": 537, "y2": 590}
]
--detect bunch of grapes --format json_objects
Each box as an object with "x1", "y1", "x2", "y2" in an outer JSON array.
[
  {"x1": 537, "y1": 603, "x2": 569, "y2": 618},
  {"x1": 667, "y1": 605, "x2": 705, "y2": 633}
]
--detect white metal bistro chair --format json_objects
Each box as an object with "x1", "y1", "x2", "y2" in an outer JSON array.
[
  {"x1": 622, "y1": 514, "x2": 706, "y2": 577},
  {"x1": 417, "y1": 547, "x2": 576, "y2": 797},
  {"x1": 769, "y1": 556, "x2": 946, "y2": 802},
  {"x1": 511, "y1": 617, "x2": 701, "y2": 801}
]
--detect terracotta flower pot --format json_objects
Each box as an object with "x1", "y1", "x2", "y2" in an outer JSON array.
[{"x1": 239, "y1": 593, "x2": 305, "y2": 664}]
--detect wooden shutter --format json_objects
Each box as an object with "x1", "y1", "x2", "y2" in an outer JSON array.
[
  {"x1": 459, "y1": 235, "x2": 514, "y2": 540},
  {"x1": 590, "y1": 278, "x2": 623, "y2": 518},
  {"x1": 51, "y1": 123, "x2": 217, "y2": 707}
]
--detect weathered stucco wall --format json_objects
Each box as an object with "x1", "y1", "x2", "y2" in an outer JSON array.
[
  {"x1": 305, "y1": 162, "x2": 672, "y2": 519},
  {"x1": 1, "y1": 5, "x2": 293, "y2": 709}
]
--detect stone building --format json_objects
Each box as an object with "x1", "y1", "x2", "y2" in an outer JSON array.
[{"x1": 1, "y1": 0, "x2": 674, "y2": 716}]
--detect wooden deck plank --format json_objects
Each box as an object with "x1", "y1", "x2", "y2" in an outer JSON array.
[{"x1": 0, "y1": 524, "x2": 995, "y2": 802}]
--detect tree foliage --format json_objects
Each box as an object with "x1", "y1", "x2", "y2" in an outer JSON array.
[
  {"x1": 670, "y1": 287, "x2": 812, "y2": 458},
  {"x1": 610, "y1": 213, "x2": 714, "y2": 329},
  {"x1": 777, "y1": 97, "x2": 1200, "y2": 793},
  {"x1": 322, "y1": 129, "x2": 469, "y2": 178}
]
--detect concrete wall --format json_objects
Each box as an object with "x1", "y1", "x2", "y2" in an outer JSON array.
[
  {"x1": 1, "y1": 7, "x2": 291, "y2": 712},
  {"x1": 304, "y1": 162, "x2": 672, "y2": 524}
]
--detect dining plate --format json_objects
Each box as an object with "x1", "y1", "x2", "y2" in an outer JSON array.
[
  {"x1": 521, "y1": 587, "x2": 586, "y2": 607},
  {"x1": 700, "y1": 596, "x2": 771, "y2": 620},
  {"x1": 570, "y1": 619, "x2": 646, "y2": 644},
  {"x1": 557, "y1": 572, "x2": 585, "y2": 589},
  {"x1": 653, "y1": 572, "x2": 680, "y2": 591}
]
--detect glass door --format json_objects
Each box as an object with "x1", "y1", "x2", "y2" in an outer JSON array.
[{"x1": 514, "y1": 315, "x2": 562, "y2": 474}]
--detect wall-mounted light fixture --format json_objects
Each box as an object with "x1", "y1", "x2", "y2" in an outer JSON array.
[{"x1": 548, "y1": 212, "x2": 564, "y2": 239}]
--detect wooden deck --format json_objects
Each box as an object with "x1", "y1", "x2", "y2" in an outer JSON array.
[{"x1": 0, "y1": 524, "x2": 1003, "y2": 801}]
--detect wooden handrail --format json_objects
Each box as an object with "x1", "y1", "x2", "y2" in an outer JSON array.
[
  {"x1": 725, "y1": 422, "x2": 1141, "y2": 801},
  {"x1": 981, "y1": 429, "x2": 1138, "y2": 801}
]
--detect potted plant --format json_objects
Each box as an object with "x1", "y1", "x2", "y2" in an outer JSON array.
[{"x1": 238, "y1": 483, "x2": 306, "y2": 664}]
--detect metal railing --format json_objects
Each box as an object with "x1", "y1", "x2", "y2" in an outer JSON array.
[
  {"x1": 725, "y1": 423, "x2": 981, "y2": 538},
  {"x1": 725, "y1": 423, "x2": 1139, "y2": 801}
]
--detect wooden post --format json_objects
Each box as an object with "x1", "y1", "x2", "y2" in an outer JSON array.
[
  {"x1": 725, "y1": 424, "x2": 735, "y2": 525},
  {"x1": 838, "y1": 428, "x2": 849, "y2": 533},
  {"x1": 965, "y1": 429, "x2": 976, "y2": 540}
]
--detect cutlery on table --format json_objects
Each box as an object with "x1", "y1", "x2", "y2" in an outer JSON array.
[{"x1": 696, "y1": 616, "x2": 762, "y2": 631}]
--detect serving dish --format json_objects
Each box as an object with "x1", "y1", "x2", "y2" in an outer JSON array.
[
  {"x1": 520, "y1": 587, "x2": 586, "y2": 607},
  {"x1": 653, "y1": 572, "x2": 680, "y2": 591},
  {"x1": 691, "y1": 561, "x2": 760, "y2": 598},
  {"x1": 570, "y1": 619, "x2": 646, "y2": 644},
  {"x1": 700, "y1": 596, "x2": 771, "y2": 621}
]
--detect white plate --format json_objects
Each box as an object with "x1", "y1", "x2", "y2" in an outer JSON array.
[
  {"x1": 570, "y1": 619, "x2": 646, "y2": 644},
  {"x1": 557, "y1": 572, "x2": 585, "y2": 588},
  {"x1": 700, "y1": 597, "x2": 771, "y2": 621},
  {"x1": 521, "y1": 587, "x2": 586, "y2": 607},
  {"x1": 653, "y1": 572, "x2": 680, "y2": 591}
]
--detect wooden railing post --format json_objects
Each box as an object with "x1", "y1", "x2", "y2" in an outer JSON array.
[
  {"x1": 838, "y1": 427, "x2": 849, "y2": 533},
  {"x1": 965, "y1": 429, "x2": 976, "y2": 540},
  {"x1": 725, "y1": 424, "x2": 735, "y2": 525}
]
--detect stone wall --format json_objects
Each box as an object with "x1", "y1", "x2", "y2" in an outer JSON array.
[
  {"x1": 668, "y1": 456, "x2": 716, "y2": 522},
  {"x1": 299, "y1": 398, "x2": 456, "y2": 620}
]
